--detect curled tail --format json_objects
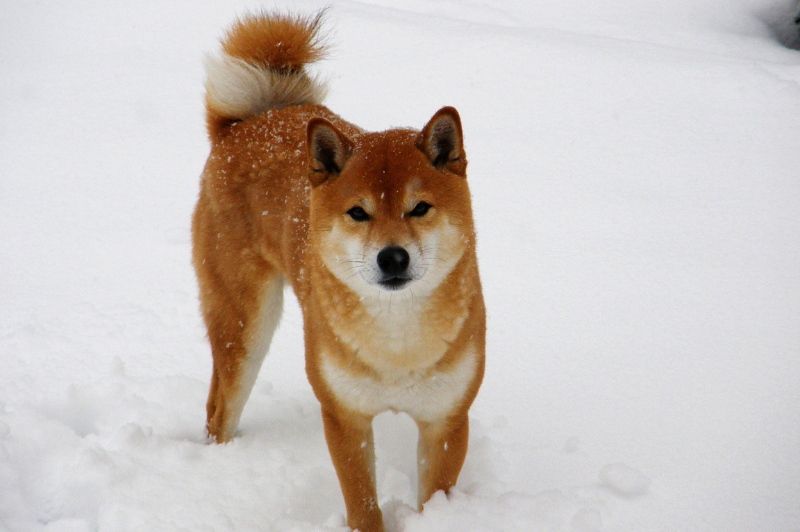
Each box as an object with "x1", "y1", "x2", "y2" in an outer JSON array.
[{"x1": 204, "y1": 11, "x2": 329, "y2": 139}]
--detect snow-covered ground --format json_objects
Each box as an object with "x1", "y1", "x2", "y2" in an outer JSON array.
[{"x1": 1, "y1": 1, "x2": 799, "y2": 530}]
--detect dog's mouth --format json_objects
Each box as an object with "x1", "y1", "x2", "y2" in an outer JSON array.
[{"x1": 378, "y1": 276, "x2": 411, "y2": 290}]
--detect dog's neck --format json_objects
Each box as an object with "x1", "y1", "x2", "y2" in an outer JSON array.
[{"x1": 307, "y1": 252, "x2": 478, "y2": 374}]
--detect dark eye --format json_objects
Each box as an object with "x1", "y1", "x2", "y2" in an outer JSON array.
[
  {"x1": 347, "y1": 206, "x2": 370, "y2": 222},
  {"x1": 408, "y1": 202, "x2": 432, "y2": 218}
]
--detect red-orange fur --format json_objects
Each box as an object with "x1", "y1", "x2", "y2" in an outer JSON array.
[
  {"x1": 204, "y1": 11, "x2": 328, "y2": 140},
  {"x1": 192, "y1": 13, "x2": 485, "y2": 532},
  {"x1": 222, "y1": 11, "x2": 327, "y2": 70}
]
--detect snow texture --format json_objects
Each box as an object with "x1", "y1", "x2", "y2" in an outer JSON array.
[
  {"x1": 598, "y1": 463, "x2": 651, "y2": 496},
  {"x1": 1, "y1": 1, "x2": 800, "y2": 531}
]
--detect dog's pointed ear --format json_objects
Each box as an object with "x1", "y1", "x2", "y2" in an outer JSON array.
[
  {"x1": 307, "y1": 118, "x2": 353, "y2": 187},
  {"x1": 417, "y1": 106, "x2": 466, "y2": 177}
]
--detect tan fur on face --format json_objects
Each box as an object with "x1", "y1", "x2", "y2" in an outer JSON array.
[{"x1": 193, "y1": 12, "x2": 485, "y2": 532}]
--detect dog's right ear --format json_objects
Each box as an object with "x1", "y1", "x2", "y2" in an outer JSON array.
[{"x1": 307, "y1": 118, "x2": 352, "y2": 187}]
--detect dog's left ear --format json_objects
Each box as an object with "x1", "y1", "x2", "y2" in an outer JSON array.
[{"x1": 417, "y1": 106, "x2": 466, "y2": 177}]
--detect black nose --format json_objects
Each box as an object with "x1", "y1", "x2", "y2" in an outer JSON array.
[{"x1": 377, "y1": 246, "x2": 410, "y2": 276}]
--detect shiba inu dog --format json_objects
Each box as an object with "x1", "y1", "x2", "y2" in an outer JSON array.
[{"x1": 192, "y1": 11, "x2": 485, "y2": 532}]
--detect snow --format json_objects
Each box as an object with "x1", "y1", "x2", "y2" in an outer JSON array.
[
  {"x1": 598, "y1": 463, "x2": 651, "y2": 497},
  {"x1": 1, "y1": 0, "x2": 799, "y2": 531}
]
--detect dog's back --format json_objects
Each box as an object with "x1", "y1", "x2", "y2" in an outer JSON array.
[{"x1": 193, "y1": 12, "x2": 335, "y2": 443}]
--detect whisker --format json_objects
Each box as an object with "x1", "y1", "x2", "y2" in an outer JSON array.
[
  {"x1": 337, "y1": 266, "x2": 362, "y2": 275},
  {"x1": 344, "y1": 269, "x2": 364, "y2": 281}
]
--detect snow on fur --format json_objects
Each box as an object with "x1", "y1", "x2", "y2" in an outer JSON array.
[{"x1": 204, "y1": 11, "x2": 328, "y2": 138}]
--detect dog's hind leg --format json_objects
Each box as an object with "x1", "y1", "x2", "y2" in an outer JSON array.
[{"x1": 205, "y1": 271, "x2": 284, "y2": 442}]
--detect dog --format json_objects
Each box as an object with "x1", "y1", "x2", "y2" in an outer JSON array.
[{"x1": 192, "y1": 11, "x2": 485, "y2": 532}]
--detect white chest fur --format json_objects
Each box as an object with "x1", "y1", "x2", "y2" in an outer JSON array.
[
  {"x1": 320, "y1": 348, "x2": 478, "y2": 422},
  {"x1": 337, "y1": 288, "x2": 469, "y2": 375}
]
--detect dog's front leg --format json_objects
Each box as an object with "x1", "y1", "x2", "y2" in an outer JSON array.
[
  {"x1": 416, "y1": 414, "x2": 469, "y2": 510},
  {"x1": 321, "y1": 408, "x2": 384, "y2": 532}
]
